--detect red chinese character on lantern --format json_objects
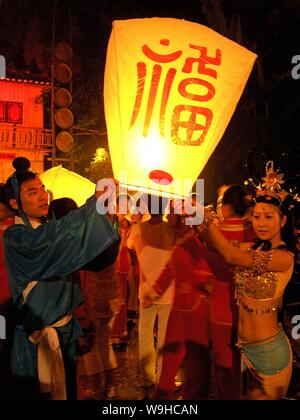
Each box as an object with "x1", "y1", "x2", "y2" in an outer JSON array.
[
  {"x1": 129, "y1": 39, "x2": 181, "y2": 137},
  {"x1": 172, "y1": 105, "x2": 213, "y2": 146},
  {"x1": 182, "y1": 44, "x2": 221, "y2": 78},
  {"x1": 129, "y1": 40, "x2": 221, "y2": 146},
  {"x1": 171, "y1": 45, "x2": 221, "y2": 146}
]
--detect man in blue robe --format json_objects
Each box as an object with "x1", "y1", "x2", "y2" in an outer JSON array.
[{"x1": 1, "y1": 158, "x2": 119, "y2": 400}]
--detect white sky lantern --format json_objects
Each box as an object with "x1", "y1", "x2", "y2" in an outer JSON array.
[{"x1": 104, "y1": 18, "x2": 257, "y2": 198}]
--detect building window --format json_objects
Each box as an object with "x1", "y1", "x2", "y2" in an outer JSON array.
[
  {"x1": 0, "y1": 101, "x2": 23, "y2": 124},
  {"x1": 0, "y1": 101, "x2": 5, "y2": 122}
]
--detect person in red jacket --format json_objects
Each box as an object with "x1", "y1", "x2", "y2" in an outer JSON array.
[
  {"x1": 148, "y1": 202, "x2": 215, "y2": 400},
  {"x1": 199, "y1": 184, "x2": 254, "y2": 399}
]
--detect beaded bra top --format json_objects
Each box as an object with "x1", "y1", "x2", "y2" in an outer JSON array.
[{"x1": 235, "y1": 245, "x2": 294, "y2": 314}]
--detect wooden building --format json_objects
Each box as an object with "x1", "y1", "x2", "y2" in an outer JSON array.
[{"x1": 0, "y1": 78, "x2": 52, "y2": 182}]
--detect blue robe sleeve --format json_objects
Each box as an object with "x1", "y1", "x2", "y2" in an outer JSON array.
[{"x1": 4, "y1": 195, "x2": 119, "y2": 296}]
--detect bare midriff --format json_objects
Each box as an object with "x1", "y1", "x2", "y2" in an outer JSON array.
[{"x1": 238, "y1": 306, "x2": 280, "y2": 343}]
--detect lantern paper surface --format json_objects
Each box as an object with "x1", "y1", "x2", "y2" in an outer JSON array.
[
  {"x1": 104, "y1": 18, "x2": 257, "y2": 198},
  {"x1": 40, "y1": 165, "x2": 95, "y2": 207}
]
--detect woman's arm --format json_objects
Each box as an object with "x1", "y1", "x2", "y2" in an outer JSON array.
[{"x1": 207, "y1": 224, "x2": 293, "y2": 272}]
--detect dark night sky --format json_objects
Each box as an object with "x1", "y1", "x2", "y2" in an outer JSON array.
[{"x1": 0, "y1": 0, "x2": 300, "y2": 202}]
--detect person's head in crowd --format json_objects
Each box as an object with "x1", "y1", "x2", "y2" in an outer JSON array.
[
  {"x1": 117, "y1": 214, "x2": 131, "y2": 231},
  {"x1": 138, "y1": 193, "x2": 169, "y2": 219},
  {"x1": 0, "y1": 157, "x2": 49, "y2": 226},
  {"x1": 0, "y1": 183, "x2": 14, "y2": 222},
  {"x1": 217, "y1": 184, "x2": 252, "y2": 221},
  {"x1": 251, "y1": 191, "x2": 297, "y2": 254},
  {"x1": 49, "y1": 197, "x2": 78, "y2": 220},
  {"x1": 166, "y1": 199, "x2": 193, "y2": 235}
]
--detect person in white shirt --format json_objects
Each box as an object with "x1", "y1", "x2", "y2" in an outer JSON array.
[{"x1": 127, "y1": 194, "x2": 176, "y2": 394}]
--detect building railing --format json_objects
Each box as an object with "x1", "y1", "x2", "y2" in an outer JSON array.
[{"x1": 0, "y1": 124, "x2": 52, "y2": 150}]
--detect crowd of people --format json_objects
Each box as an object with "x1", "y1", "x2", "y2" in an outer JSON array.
[{"x1": 0, "y1": 157, "x2": 299, "y2": 400}]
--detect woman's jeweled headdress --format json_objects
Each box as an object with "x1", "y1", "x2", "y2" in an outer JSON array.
[{"x1": 244, "y1": 161, "x2": 300, "y2": 208}]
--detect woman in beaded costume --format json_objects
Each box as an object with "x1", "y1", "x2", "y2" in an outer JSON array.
[{"x1": 205, "y1": 162, "x2": 297, "y2": 400}]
